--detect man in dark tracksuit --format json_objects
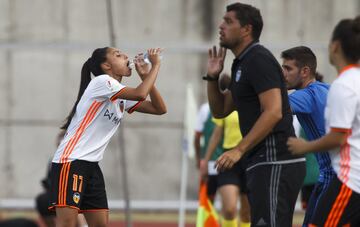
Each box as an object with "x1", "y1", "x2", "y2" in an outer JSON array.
[{"x1": 204, "y1": 3, "x2": 305, "y2": 226}]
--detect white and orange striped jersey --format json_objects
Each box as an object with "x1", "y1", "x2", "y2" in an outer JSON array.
[
  {"x1": 53, "y1": 74, "x2": 141, "y2": 163},
  {"x1": 325, "y1": 65, "x2": 360, "y2": 194}
]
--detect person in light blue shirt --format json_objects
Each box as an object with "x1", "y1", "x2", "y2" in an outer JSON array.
[{"x1": 281, "y1": 46, "x2": 336, "y2": 227}]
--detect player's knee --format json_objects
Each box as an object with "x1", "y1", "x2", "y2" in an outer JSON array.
[
  {"x1": 86, "y1": 218, "x2": 108, "y2": 227},
  {"x1": 57, "y1": 217, "x2": 77, "y2": 227},
  {"x1": 222, "y1": 205, "x2": 237, "y2": 219}
]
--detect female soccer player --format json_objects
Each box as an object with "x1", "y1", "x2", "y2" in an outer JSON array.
[
  {"x1": 288, "y1": 16, "x2": 360, "y2": 226},
  {"x1": 48, "y1": 47, "x2": 166, "y2": 227}
]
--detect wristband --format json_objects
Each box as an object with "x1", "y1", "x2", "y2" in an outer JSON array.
[{"x1": 202, "y1": 75, "x2": 219, "y2": 81}]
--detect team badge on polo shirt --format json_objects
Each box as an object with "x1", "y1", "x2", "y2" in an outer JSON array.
[
  {"x1": 73, "y1": 192, "x2": 81, "y2": 204},
  {"x1": 235, "y1": 69, "x2": 242, "y2": 82}
]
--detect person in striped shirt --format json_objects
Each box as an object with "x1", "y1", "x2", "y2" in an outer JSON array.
[
  {"x1": 48, "y1": 47, "x2": 166, "y2": 227},
  {"x1": 288, "y1": 16, "x2": 360, "y2": 226}
]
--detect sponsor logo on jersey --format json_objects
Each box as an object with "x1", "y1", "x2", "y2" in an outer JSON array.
[
  {"x1": 73, "y1": 192, "x2": 81, "y2": 204},
  {"x1": 104, "y1": 109, "x2": 121, "y2": 125},
  {"x1": 104, "y1": 109, "x2": 114, "y2": 120}
]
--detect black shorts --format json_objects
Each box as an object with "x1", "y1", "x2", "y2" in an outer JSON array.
[
  {"x1": 246, "y1": 161, "x2": 305, "y2": 227},
  {"x1": 310, "y1": 176, "x2": 360, "y2": 226},
  {"x1": 48, "y1": 160, "x2": 108, "y2": 212},
  {"x1": 206, "y1": 175, "x2": 218, "y2": 198},
  {"x1": 302, "y1": 179, "x2": 333, "y2": 226},
  {"x1": 217, "y1": 155, "x2": 248, "y2": 193}
]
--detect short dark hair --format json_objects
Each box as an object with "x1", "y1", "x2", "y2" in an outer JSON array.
[
  {"x1": 315, "y1": 72, "x2": 324, "y2": 82},
  {"x1": 281, "y1": 46, "x2": 317, "y2": 75},
  {"x1": 331, "y1": 16, "x2": 360, "y2": 63},
  {"x1": 226, "y1": 3, "x2": 263, "y2": 40}
]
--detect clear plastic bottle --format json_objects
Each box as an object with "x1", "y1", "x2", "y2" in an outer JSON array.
[
  {"x1": 128, "y1": 52, "x2": 162, "y2": 69},
  {"x1": 143, "y1": 52, "x2": 162, "y2": 64}
]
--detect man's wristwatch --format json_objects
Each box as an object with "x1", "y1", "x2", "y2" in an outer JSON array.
[{"x1": 202, "y1": 75, "x2": 219, "y2": 81}]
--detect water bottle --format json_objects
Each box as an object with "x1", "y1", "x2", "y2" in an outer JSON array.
[
  {"x1": 143, "y1": 52, "x2": 162, "y2": 64},
  {"x1": 128, "y1": 52, "x2": 162, "y2": 69}
]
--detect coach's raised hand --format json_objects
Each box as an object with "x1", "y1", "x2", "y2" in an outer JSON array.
[{"x1": 207, "y1": 46, "x2": 226, "y2": 79}]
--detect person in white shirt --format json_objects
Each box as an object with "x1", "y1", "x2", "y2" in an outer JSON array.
[
  {"x1": 48, "y1": 47, "x2": 166, "y2": 227},
  {"x1": 287, "y1": 15, "x2": 360, "y2": 226}
]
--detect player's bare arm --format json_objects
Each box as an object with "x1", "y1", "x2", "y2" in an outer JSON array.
[
  {"x1": 201, "y1": 125, "x2": 223, "y2": 180},
  {"x1": 288, "y1": 130, "x2": 348, "y2": 155}
]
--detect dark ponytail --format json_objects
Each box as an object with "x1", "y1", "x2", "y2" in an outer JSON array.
[
  {"x1": 331, "y1": 16, "x2": 360, "y2": 63},
  {"x1": 61, "y1": 47, "x2": 109, "y2": 130}
]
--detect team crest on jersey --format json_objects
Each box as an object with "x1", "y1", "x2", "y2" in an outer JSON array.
[
  {"x1": 73, "y1": 192, "x2": 80, "y2": 204},
  {"x1": 119, "y1": 101, "x2": 124, "y2": 112},
  {"x1": 106, "y1": 80, "x2": 114, "y2": 91},
  {"x1": 235, "y1": 69, "x2": 242, "y2": 82}
]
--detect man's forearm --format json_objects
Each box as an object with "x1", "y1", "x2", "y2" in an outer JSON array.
[{"x1": 236, "y1": 110, "x2": 281, "y2": 154}]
